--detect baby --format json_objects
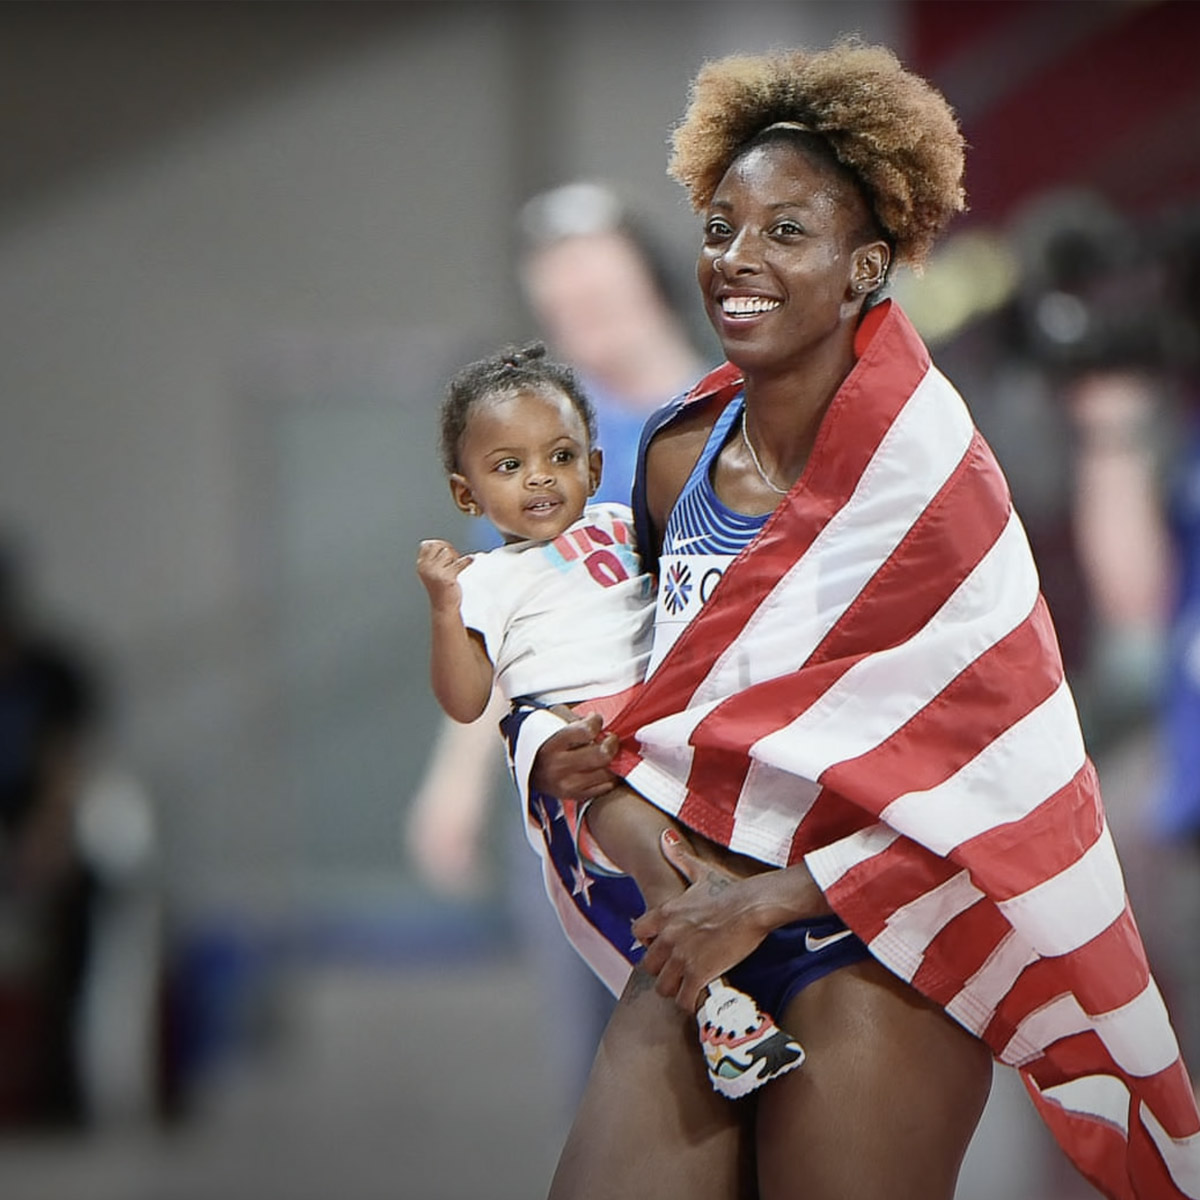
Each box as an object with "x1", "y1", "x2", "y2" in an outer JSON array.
[{"x1": 416, "y1": 342, "x2": 803, "y2": 1098}]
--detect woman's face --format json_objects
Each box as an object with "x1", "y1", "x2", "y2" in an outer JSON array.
[{"x1": 697, "y1": 140, "x2": 878, "y2": 376}]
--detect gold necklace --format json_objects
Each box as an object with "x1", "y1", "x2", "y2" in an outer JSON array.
[{"x1": 740, "y1": 408, "x2": 789, "y2": 495}]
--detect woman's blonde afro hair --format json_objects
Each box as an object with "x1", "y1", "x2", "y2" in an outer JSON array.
[{"x1": 668, "y1": 40, "x2": 966, "y2": 269}]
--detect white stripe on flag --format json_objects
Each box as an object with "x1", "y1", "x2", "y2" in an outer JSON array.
[
  {"x1": 751, "y1": 509, "x2": 1039, "y2": 781},
  {"x1": 997, "y1": 823, "x2": 1126, "y2": 956},
  {"x1": 622, "y1": 744, "x2": 695, "y2": 818},
  {"x1": 511, "y1": 707, "x2": 567, "y2": 811},
  {"x1": 868, "y1": 868, "x2": 984, "y2": 981},
  {"x1": 947, "y1": 929, "x2": 1039, "y2": 1039},
  {"x1": 1141, "y1": 1102, "x2": 1200, "y2": 1200},
  {"x1": 728, "y1": 762, "x2": 821, "y2": 862},
  {"x1": 625, "y1": 690, "x2": 734, "y2": 817},
  {"x1": 1005, "y1": 979, "x2": 1177, "y2": 1077},
  {"x1": 1094, "y1": 979, "x2": 1182, "y2": 1078},
  {"x1": 1040, "y1": 1073, "x2": 1130, "y2": 1133},
  {"x1": 881, "y1": 680, "x2": 1085, "y2": 854},
  {"x1": 805, "y1": 822, "x2": 900, "y2": 890}
]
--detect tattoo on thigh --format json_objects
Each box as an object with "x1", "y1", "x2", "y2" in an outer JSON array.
[{"x1": 622, "y1": 966, "x2": 656, "y2": 1005}]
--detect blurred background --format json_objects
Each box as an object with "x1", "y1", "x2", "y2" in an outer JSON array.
[{"x1": 0, "y1": 1, "x2": 1197, "y2": 1197}]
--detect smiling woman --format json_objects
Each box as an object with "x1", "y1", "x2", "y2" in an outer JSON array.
[
  {"x1": 516, "y1": 39, "x2": 1200, "y2": 1200},
  {"x1": 692, "y1": 140, "x2": 887, "y2": 487}
]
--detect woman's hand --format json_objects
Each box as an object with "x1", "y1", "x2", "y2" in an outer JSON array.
[
  {"x1": 632, "y1": 831, "x2": 834, "y2": 1012},
  {"x1": 529, "y1": 710, "x2": 620, "y2": 799},
  {"x1": 631, "y1": 831, "x2": 772, "y2": 1012}
]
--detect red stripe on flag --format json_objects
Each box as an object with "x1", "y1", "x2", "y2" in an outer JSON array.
[
  {"x1": 1026, "y1": 1034, "x2": 1198, "y2": 1141},
  {"x1": 787, "y1": 789, "x2": 877, "y2": 863},
  {"x1": 817, "y1": 605, "x2": 1063, "y2": 817},
  {"x1": 813, "y1": 435, "x2": 1013, "y2": 669},
  {"x1": 1026, "y1": 1079, "x2": 1138, "y2": 1200},
  {"x1": 910, "y1": 901, "x2": 1016, "y2": 1008},
  {"x1": 1054, "y1": 906, "x2": 1151, "y2": 1015},
  {"x1": 982, "y1": 916, "x2": 1150, "y2": 1056},
  {"x1": 1135, "y1": 1061, "x2": 1200, "y2": 1141},
  {"x1": 821, "y1": 834, "x2": 963, "y2": 945},
  {"x1": 1127, "y1": 1112, "x2": 1194, "y2": 1200},
  {"x1": 956, "y1": 763, "x2": 1103, "y2": 902},
  {"x1": 674, "y1": 779, "x2": 739, "y2": 849}
]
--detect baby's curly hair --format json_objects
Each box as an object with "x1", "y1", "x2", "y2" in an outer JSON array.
[
  {"x1": 668, "y1": 40, "x2": 966, "y2": 270},
  {"x1": 439, "y1": 341, "x2": 597, "y2": 475}
]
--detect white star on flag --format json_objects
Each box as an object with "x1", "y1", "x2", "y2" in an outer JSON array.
[{"x1": 570, "y1": 863, "x2": 594, "y2": 906}]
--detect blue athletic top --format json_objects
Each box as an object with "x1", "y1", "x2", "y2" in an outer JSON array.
[
  {"x1": 648, "y1": 394, "x2": 768, "y2": 675},
  {"x1": 660, "y1": 394, "x2": 769, "y2": 556}
]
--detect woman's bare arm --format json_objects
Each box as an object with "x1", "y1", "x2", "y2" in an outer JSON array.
[{"x1": 644, "y1": 406, "x2": 720, "y2": 538}]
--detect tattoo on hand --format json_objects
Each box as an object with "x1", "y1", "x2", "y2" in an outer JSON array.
[{"x1": 706, "y1": 871, "x2": 731, "y2": 897}]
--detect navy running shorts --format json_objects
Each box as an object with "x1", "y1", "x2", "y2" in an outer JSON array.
[{"x1": 726, "y1": 914, "x2": 871, "y2": 1016}]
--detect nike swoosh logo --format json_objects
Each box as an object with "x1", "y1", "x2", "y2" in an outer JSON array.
[
  {"x1": 668, "y1": 534, "x2": 708, "y2": 552},
  {"x1": 804, "y1": 927, "x2": 856, "y2": 953}
]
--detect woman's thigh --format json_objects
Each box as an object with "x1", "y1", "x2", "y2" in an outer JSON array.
[
  {"x1": 549, "y1": 967, "x2": 754, "y2": 1200},
  {"x1": 756, "y1": 958, "x2": 993, "y2": 1200}
]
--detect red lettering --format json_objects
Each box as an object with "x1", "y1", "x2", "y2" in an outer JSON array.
[{"x1": 585, "y1": 548, "x2": 629, "y2": 587}]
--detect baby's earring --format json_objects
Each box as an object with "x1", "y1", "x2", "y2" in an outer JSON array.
[{"x1": 467, "y1": 502, "x2": 480, "y2": 516}]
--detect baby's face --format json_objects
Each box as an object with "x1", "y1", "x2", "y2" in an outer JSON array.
[{"x1": 451, "y1": 386, "x2": 601, "y2": 543}]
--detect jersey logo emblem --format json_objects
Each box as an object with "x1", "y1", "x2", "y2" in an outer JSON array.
[{"x1": 663, "y1": 561, "x2": 693, "y2": 615}]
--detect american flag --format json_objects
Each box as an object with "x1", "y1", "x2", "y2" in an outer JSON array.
[{"x1": 606, "y1": 302, "x2": 1200, "y2": 1199}]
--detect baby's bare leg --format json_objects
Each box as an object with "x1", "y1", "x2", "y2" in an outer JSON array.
[
  {"x1": 584, "y1": 784, "x2": 807, "y2": 1100},
  {"x1": 583, "y1": 784, "x2": 691, "y2": 909}
]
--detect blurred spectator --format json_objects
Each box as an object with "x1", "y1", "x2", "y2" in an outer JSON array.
[
  {"x1": 1146, "y1": 209, "x2": 1200, "y2": 1078},
  {"x1": 1011, "y1": 194, "x2": 1175, "y2": 741},
  {"x1": 0, "y1": 538, "x2": 165, "y2": 1131},
  {"x1": 405, "y1": 182, "x2": 708, "y2": 1105},
  {"x1": 514, "y1": 180, "x2": 709, "y2": 499},
  {"x1": 1158, "y1": 410, "x2": 1200, "y2": 833},
  {"x1": 1146, "y1": 208, "x2": 1200, "y2": 845},
  {"x1": 0, "y1": 538, "x2": 101, "y2": 1127},
  {"x1": 1006, "y1": 194, "x2": 1200, "y2": 1075}
]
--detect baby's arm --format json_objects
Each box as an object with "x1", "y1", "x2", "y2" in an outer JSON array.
[
  {"x1": 416, "y1": 539, "x2": 495, "y2": 723},
  {"x1": 583, "y1": 783, "x2": 693, "y2": 910}
]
